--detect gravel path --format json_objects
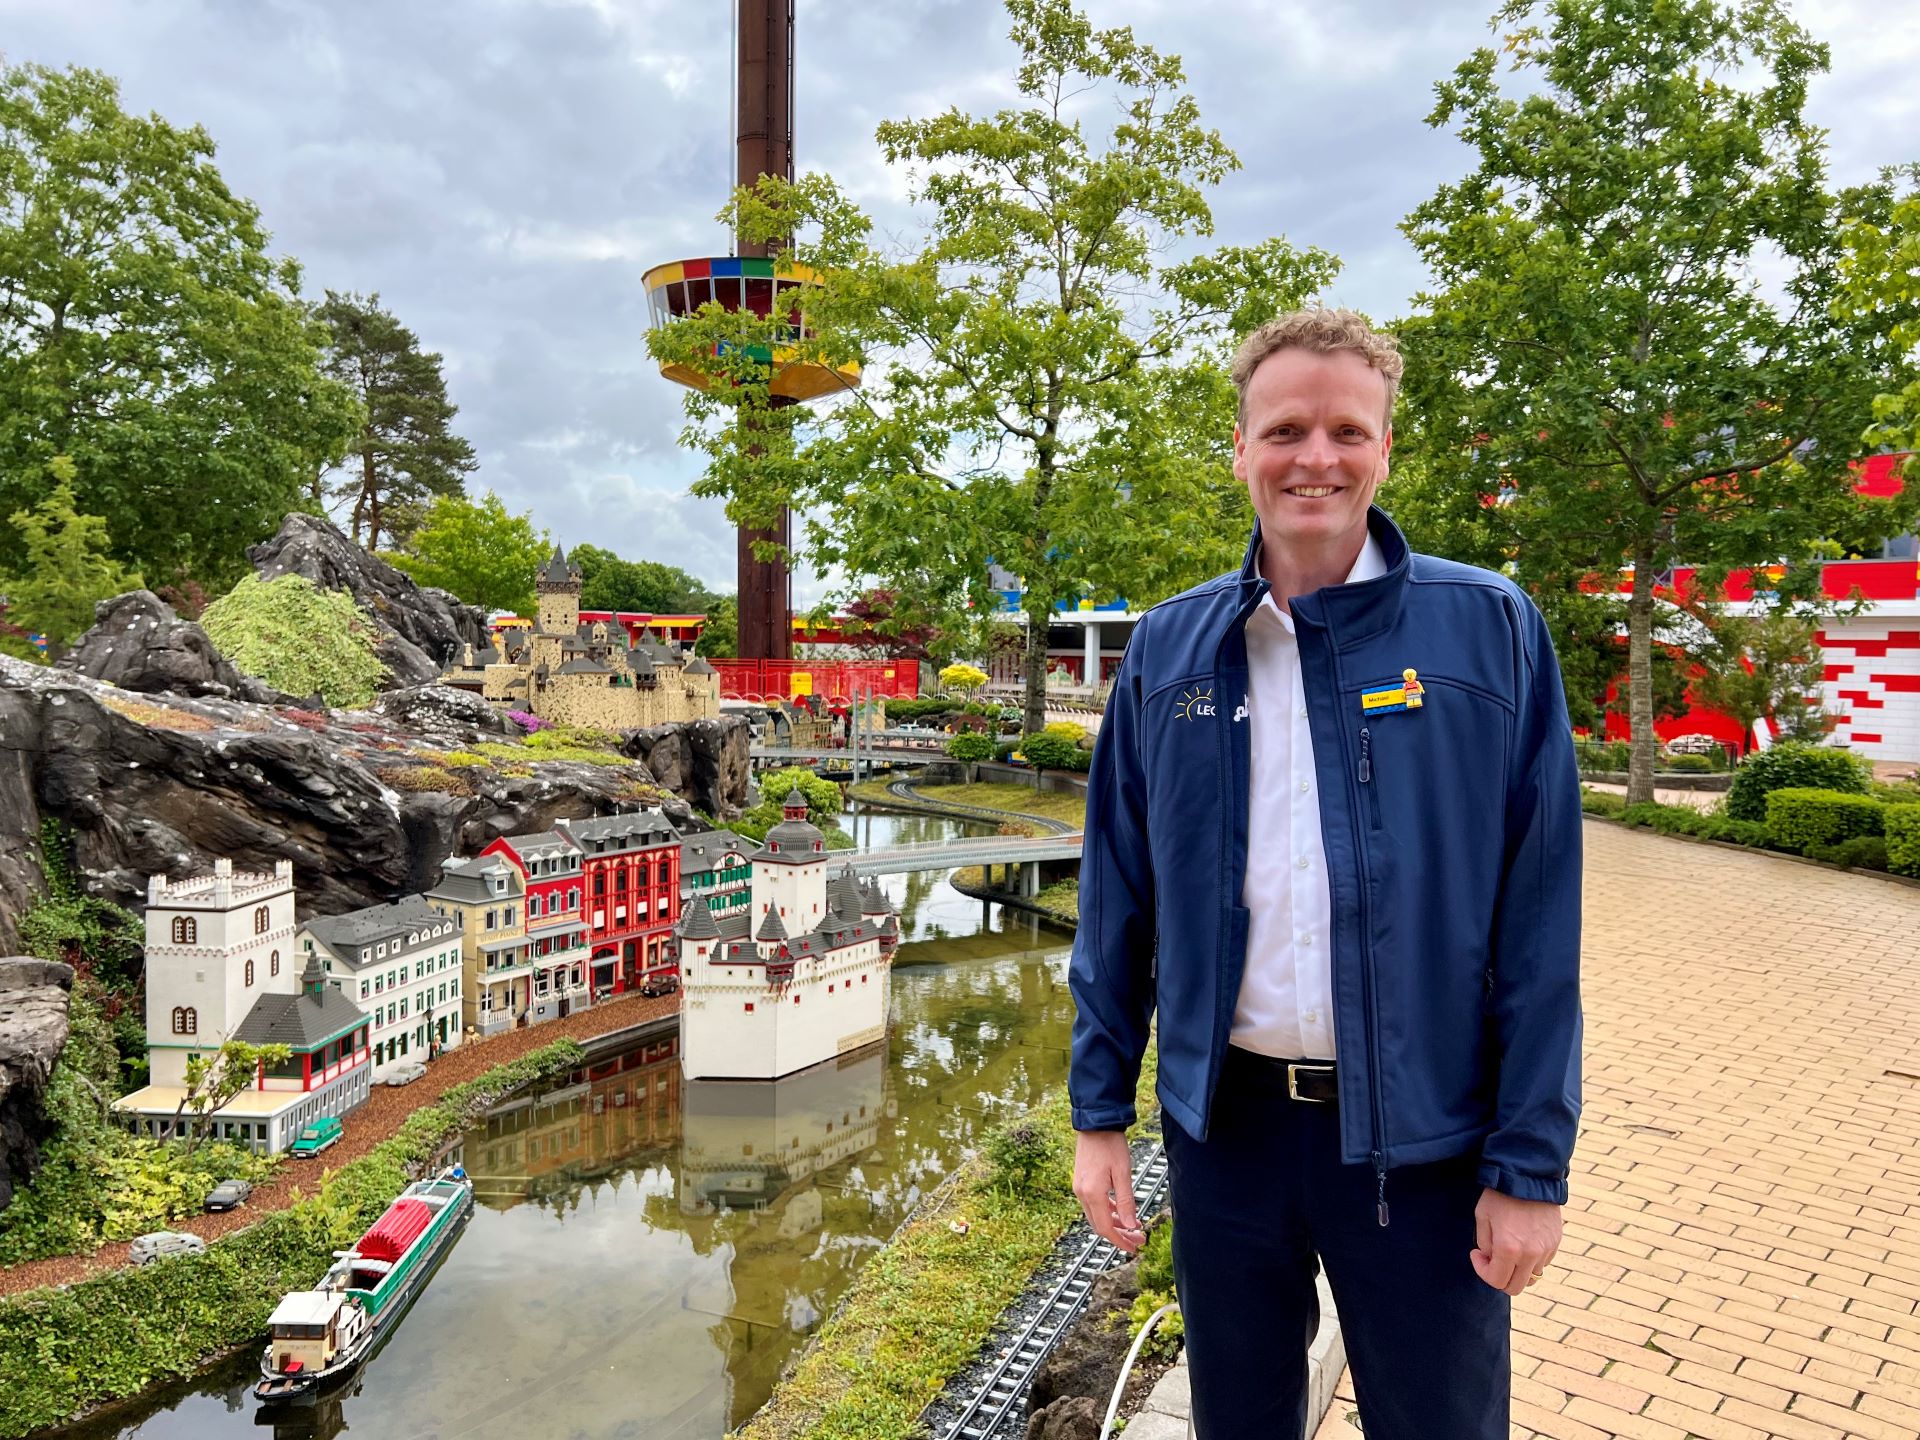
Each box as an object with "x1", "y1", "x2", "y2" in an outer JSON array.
[{"x1": 0, "y1": 991, "x2": 678, "y2": 1298}]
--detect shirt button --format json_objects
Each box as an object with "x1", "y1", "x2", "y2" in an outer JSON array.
[
  {"x1": 1304, "y1": 1010, "x2": 1319, "y2": 1025},
  {"x1": 1298, "y1": 706, "x2": 1309, "y2": 719},
  {"x1": 1299, "y1": 933, "x2": 1312, "y2": 945},
  {"x1": 1298, "y1": 781, "x2": 1310, "y2": 794},
  {"x1": 1296, "y1": 857, "x2": 1309, "y2": 870}
]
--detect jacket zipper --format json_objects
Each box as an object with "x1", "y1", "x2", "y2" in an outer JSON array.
[{"x1": 1350, "y1": 721, "x2": 1390, "y2": 1226}]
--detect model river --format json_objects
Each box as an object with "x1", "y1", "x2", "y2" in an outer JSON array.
[{"x1": 67, "y1": 807, "x2": 1077, "y2": 1440}]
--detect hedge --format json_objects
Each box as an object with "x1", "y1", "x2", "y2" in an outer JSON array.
[
  {"x1": 0, "y1": 1040, "x2": 587, "y2": 1437},
  {"x1": 1887, "y1": 804, "x2": 1920, "y2": 878},
  {"x1": 1726, "y1": 742, "x2": 1872, "y2": 821},
  {"x1": 1764, "y1": 788, "x2": 1886, "y2": 853}
]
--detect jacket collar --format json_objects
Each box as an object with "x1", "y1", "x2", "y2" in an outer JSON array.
[{"x1": 1239, "y1": 505, "x2": 1411, "y2": 646}]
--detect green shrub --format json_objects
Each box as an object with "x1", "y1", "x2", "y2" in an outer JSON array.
[
  {"x1": 983, "y1": 1119, "x2": 1064, "y2": 1198},
  {"x1": 1661, "y1": 753, "x2": 1714, "y2": 773},
  {"x1": 1870, "y1": 778, "x2": 1920, "y2": 805},
  {"x1": 1805, "y1": 835, "x2": 1890, "y2": 871},
  {"x1": 1695, "y1": 816, "x2": 1772, "y2": 847},
  {"x1": 945, "y1": 733, "x2": 994, "y2": 763},
  {"x1": 1020, "y1": 733, "x2": 1090, "y2": 772},
  {"x1": 1574, "y1": 739, "x2": 1631, "y2": 772},
  {"x1": 1726, "y1": 742, "x2": 1871, "y2": 821},
  {"x1": 200, "y1": 574, "x2": 386, "y2": 707},
  {"x1": 1764, "y1": 788, "x2": 1885, "y2": 853},
  {"x1": 1579, "y1": 787, "x2": 1628, "y2": 816},
  {"x1": 1886, "y1": 804, "x2": 1920, "y2": 878}
]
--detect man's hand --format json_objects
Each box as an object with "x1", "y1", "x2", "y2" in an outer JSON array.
[
  {"x1": 1073, "y1": 1129, "x2": 1145, "y2": 1254},
  {"x1": 1471, "y1": 1187, "x2": 1562, "y2": 1295}
]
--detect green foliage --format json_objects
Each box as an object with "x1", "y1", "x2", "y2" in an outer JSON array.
[
  {"x1": 757, "y1": 767, "x2": 845, "y2": 822},
  {"x1": 886, "y1": 697, "x2": 958, "y2": 723},
  {"x1": 0, "y1": 63, "x2": 361, "y2": 588},
  {"x1": 1662, "y1": 753, "x2": 1715, "y2": 773},
  {"x1": 1836, "y1": 172, "x2": 1920, "y2": 457},
  {"x1": 386, "y1": 490, "x2": 551, "y2": 616},
  {"x1": 1726, "y1": 742, "x2": 1873, "y2": 821},
  {"x1": 697, "y1": 593, "x2": 738, "y2": 659},
  {"x1": 1579, "y1": 787, "x2": 1628, "y2": 816},
  {"x1": 1885, "y1": 805, "x2": 1920, "y2": 878},
  {"x1": 1765, "y1": 788, "x2": 1887, "y2": 854},
  {"x1": 1805, "y1": 835, "x2": 1890, "y2": 871},
  {"x1": 570, "y1": 542, "x2": 715, "y2": 615},
  {"x1": 1693, "y1": 611, "x2": 1832, "y2": 750},
  {"x1": 1393, "y1": 0, "x2": 1920, "y2": 803},
  {"x1": 314, "y1": 290, "x2": 476, "y2": 550},
  {"x1": 1019, "y1": 733, "x2": 1090, "y2": 772},
  {"x1": 945, "y1": 733, "x2": 994, "y2": 763},
  {"x1": 379, "y1": 764, "x2": 475, "y2": 796},
  {"x1": 18, "y1": 893, "x2": 144, "y2": 993},
  {"x1": 1693, "y1": 815, "x2": 1773, "y2": 848},
  {"x1": 938, "y1": 662, "x2": 988, "y2": 696},
  {"x1": 0, "y1": 469, "x2": 143, "y2": 659},
  {"x1": 200, "y1": 573, "x2": 385, "y2": 707},
  {"x1": 649, "y1": 0, "x2": 1339, "y2": 735},
  {"x1": 0, "y1": 1039, "x2": 586, "y2": 1435},
  {"x1": 983, "y1": 1118, "x2": 1066, "y2": 1199}
]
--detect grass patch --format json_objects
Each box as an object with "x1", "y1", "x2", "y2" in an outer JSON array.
[
  {"x1": 948, "y1": 867, "x2": 1078, "y2": 924},
  {"x1": 99, "y1": 696, "x2": 214, "y2": 732},
  {"x1": 852, "y1": 779, "x2": 1086, "y2": 830},
  {"x1": 467, "y1": 739, "x2": 634, "y2": 767},
  {"x1": 0, "y1": 1040, "x2": 587, "y2": 1437},
  {"x1": 735, "y1": 1047, "x2": 1158, "y2": 1440},
  {"x1": 379, "y1": 764, "x2": 476, "y2": 796}
]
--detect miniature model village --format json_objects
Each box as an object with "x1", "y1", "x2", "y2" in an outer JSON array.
[
  {"x1": 103, "y1": 544, "x2": 899, "y2": 1155},
  {"x1": 111, "y1": 787, "x2": 901, "y2": 1152}
]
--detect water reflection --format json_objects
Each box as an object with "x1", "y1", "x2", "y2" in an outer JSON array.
[
  {"x1": 847, "y1": 803, "x2": 1066, "y2": 952},
  {"x1": 66, "y1": 944, "x2": 1076, "y2": 1440}
]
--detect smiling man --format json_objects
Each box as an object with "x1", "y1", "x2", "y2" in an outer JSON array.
[{"x1": 1068, "y1": 310, "x2": 1583, "y2": 1438}]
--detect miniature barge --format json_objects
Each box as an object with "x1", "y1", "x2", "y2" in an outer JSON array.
[{"x1": 254, "y1": 1167, "x2": 473, "y2": 1404}]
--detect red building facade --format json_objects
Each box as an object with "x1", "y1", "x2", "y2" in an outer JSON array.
[
  {"x1": 478, "y1": 829, "x2": 591, "y2": 1023},
  {"x1": 556, "y1": 811, "x2": 683, "y2": 997}
]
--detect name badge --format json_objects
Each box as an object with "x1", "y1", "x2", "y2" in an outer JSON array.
[{"x1": 1361, "y1": 668, "x2": 1425, "y2": 715}]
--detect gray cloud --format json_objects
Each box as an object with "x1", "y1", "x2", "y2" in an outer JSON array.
[{"x1": 3, "y1": 0, "x2": 1911, "y2": 605}]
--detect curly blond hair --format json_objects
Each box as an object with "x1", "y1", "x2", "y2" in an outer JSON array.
[{"x1": 1231, "y1": 309, "x2": 1403, "y2": 429}]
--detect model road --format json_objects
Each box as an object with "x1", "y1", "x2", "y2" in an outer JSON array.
[{"x1": 845, "y1": 833, "x2": 1083, "y2": 877}]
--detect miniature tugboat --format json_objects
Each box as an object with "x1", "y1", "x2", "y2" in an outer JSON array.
[{"x1": 254, "y1": 1166, "x2": 474, "y2": 1404}]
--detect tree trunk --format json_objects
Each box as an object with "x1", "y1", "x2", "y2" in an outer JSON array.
[
  {"x1": 1023, "y1": 601, "x2": 1050, "y2": 737},
  {"x1": 362, "y1": 445, "x2": 382, "y2": 552},
  {"x1": 1626, "y1": 534, "x2": 1658, "y2": 806}
]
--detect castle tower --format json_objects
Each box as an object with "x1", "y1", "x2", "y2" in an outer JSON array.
[
  {"x1": 750, "y1": 790, "x2": 830, "y2": 934},
  {"x1": 536, "y1": 544, "x2": 582, "y2": 636},
  {"x1": 143, "y1": 858, "x2": 298, "y2": 1087}
]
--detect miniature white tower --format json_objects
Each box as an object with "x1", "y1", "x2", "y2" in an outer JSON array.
[
  {"x1": 143, "y1": 859, "x2": 298, "y2": 1086},
  {"x1": 751, "y1": 790, "x2": 830, "y2": 932}
]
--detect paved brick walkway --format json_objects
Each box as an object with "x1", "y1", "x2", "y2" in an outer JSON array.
[{"x1": 1313, "y1": 819, "x2": 1920, "y2": 1440}]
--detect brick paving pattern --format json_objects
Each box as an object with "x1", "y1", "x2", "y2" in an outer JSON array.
[
  {"x1": 1313, "y1": 819, "x2": 1920, "y2": 1439},
  {"x1": 0, "y1": 991, "x2": 676, "y2": 1297}
]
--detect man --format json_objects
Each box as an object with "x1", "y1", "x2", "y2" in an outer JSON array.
[{"x1": 1069, "y1": 310, "x2": 1582, "y2": 1439}]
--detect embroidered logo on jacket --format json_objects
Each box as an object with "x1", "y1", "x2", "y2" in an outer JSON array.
[{"x1": 1175, "y1": 685, "x2": 1216, "y2": 721}]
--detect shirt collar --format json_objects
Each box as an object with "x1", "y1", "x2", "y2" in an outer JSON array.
[{"x1": 1255, "y1": 531, "x2": 1387, "y2": 625}]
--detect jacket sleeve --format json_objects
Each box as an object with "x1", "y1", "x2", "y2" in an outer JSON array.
[
  {"x1": 1068, "y1": 632, "x2": 1157, "y2": 1133},
  {"x1": 1478, "y1": 595, "x2": 1584, "y2": 1204}
]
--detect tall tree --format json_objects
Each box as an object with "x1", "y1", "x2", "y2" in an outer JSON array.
[
  {"x1": 570, "y1": 543, "x2": 714, "y2": 614},
  {"x1": 1692, "y1": 609, "x2": 1830, "y2": 751},
  {"x1": 388, "y1": 491, "x2": 551, "y2": 616},
  {"x1": 649, "y1": 0, "x2": 1337, "y2": 735},
  {"x1": 0, "y1": 64, "x2": 360, "y2": 587},
  {"x1": 1837, "y1": 168, "x2": 1920, "y2": 461},
  {"x1": 0, "y1": 461, "x2": 142, "y2": 660},
  {"x1": 1396, "y1": 0, "x2": 1920, "y2": 803},
  {"x1": 315, "y1": 291, "x2": 476, "y2": 552},
  {"x1": 697, "y1": 594, "x2": 738, "y2": 659}
]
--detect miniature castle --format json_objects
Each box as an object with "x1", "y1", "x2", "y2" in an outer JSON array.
[
  {"x1": 675, "y1": 790, "x2": 899, "y2": 1080},
  {"x1": 439, "y1": 545, "x2": 721, "y2": 730},
  {"x1": 113, "y1": 860, "x2": 374, "y2": 1153}
]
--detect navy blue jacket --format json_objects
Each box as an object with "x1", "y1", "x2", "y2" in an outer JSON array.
[{"x1": 1068, "y1": 507, "x2": 1582, "y2": 1208}]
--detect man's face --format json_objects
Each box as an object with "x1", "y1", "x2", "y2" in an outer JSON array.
[{"x1": 1233, "y1": 347, "x2": 1392, "y2": 555}]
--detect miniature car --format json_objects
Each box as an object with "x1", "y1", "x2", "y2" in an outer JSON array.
[
  {"x1": 289, "y1": 1116, "x2": 344, "y2": 1157},
  {"x1": 204, "y1": 1178, "x2": 253, "y2": 1211},
  {"x1": 639, "y1": 974, "x2": 681, "y2": 998},
  {"x1": 130, "y1": 1230, "x2": 207, "y2": 1265},
  {"x1": 383, "y1": 1060, "x2": 428, "y2": 1087}
]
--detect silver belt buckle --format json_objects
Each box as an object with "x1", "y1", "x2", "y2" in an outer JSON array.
[{"x1": 1286, "y1": 1062, "x2": 1334, "y2": 1103}]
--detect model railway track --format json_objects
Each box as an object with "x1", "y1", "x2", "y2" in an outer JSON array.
[
  {"x1": 882, "y1": 779, "x2": 1082, "y2": 836},
  {"x1": 937, "y1": 1143, "x2": 1170, "y2": 1440}
]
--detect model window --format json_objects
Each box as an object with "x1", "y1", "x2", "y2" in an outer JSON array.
[
  {"x1": 615, "y1": 870, "x2": 627, "y2": 892},
  {"x1": 171, "y1": 916, "x2": 197, "y2": 944},
  {"x1": 271, "y1": 950, "x2": 280, "y2": 977},
  {"x1": 594, "y1": 875, "x2": 606, "y2": 896},
  {"x1": 505, "y1": 906, "x2": 515, "y2": 926},
  {"x1": 172, "y1": 1006, "x2": 198, "y2": 1035},
  {"x1": 360, "y1": 980, "x2": 369, "y2": 999},
  {"x1": 486, "y1": 909, "x2": 497, "y2": 930},
  {"x1": 244, "y1": 959, "x2": 255, "y2": 986},
  {"x1": 657, "y1": 862, "x2": 670, "y2": 883},
  {"x1": 254, "y1": 905, "x2": 269, "y2": 935}
]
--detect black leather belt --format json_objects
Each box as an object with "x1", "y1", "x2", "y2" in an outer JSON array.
[{"x1": 1230, "y1": 1049, "x2": 1339, "y2": 1103}]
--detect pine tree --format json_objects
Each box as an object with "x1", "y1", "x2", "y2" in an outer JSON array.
[
  {"x1": 0, "y1": 460, "x2": 142, "y2": 660},
  {"x1": 316, "y1": 291, "x2": 477, "y2": 551}
]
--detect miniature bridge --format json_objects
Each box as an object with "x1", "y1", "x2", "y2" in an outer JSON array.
[{"x1": 845, "y1": 831, "x2": 1083, "y2": 879}]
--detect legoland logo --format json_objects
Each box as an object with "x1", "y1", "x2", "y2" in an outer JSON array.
[{"x1": 1175, "y1": 685, "x2": 1216, "y2": 721}]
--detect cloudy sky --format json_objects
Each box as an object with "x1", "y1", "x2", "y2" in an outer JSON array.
[{"x1": 4, "y1": 0, "x2": 1915, "y2": 604}]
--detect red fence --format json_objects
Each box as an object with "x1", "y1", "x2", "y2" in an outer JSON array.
[{"x1": 711, "y1": 658, "x2": 920, "y2": 702}]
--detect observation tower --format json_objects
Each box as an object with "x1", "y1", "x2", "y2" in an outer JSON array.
[{"x1": 642, "y1": 0, "x2": 860, "y2": 661}]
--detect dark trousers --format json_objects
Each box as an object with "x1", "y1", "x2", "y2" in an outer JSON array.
[{"x1": 1165, "y1": 1046, "x2": 1510, "y2": 1440}]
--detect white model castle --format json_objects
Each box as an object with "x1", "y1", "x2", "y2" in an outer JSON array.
[{"x1": 675, "y1": 790, "x2": 899, "y2": 1080}]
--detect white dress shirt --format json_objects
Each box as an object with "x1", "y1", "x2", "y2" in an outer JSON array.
[{"x1": 1230, "y1": 532, "x2": 1388, "y2": 1061}]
